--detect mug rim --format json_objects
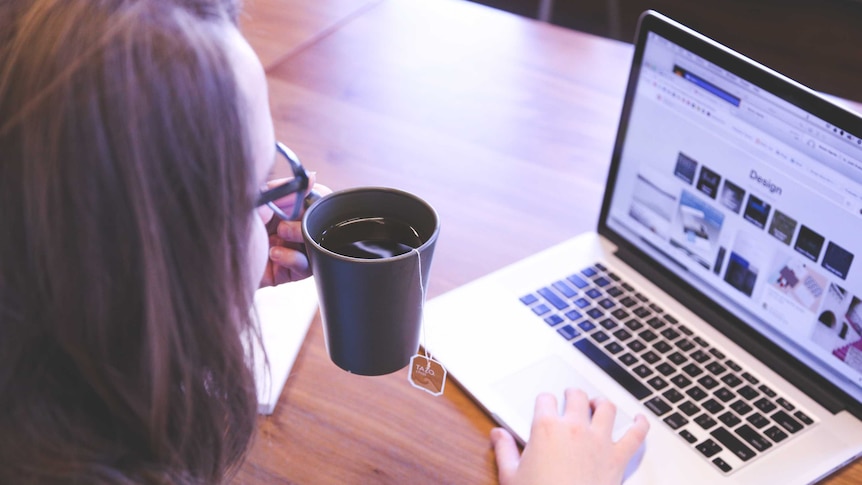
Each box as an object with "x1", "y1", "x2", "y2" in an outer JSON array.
[{"x1": 301, "y1": 186, "x2": 440, "y2": 263}]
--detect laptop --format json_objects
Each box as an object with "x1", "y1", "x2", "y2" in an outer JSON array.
[{"x1": 424, "y1": 10, "x2": 862, "y2": 484}]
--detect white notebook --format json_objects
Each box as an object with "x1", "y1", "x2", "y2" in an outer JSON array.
[{"x1": 248, "y1": 278, "x2": 319, "y2": 414}]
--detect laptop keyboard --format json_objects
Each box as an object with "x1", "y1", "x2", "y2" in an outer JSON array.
[{"x1": 519, "y1": 262, "x2": 816, "y2": 475}]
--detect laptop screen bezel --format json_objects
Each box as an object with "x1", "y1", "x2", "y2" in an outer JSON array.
[{"x1": 597, "y1": 10, "x2": 862, "y2": 418}]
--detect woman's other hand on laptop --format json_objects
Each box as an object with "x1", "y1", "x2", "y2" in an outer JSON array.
[{"x1": 491, "y1": 388, "x2": 649, "y2": 485}]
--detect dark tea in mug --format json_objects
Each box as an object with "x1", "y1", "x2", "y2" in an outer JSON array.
[{"x1": 319, "y1": 217, "x2": 423, "y2": 259}]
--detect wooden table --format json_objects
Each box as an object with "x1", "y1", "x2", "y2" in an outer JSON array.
[{"x1": 235, "y1": 0, "x2": 862, "y2": 483}]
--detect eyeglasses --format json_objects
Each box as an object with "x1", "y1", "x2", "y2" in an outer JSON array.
[{"x1": 256, "y1": 141, "x2": 310, "y2": 221}]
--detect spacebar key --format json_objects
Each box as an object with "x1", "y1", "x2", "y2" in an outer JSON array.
[{"x1": 574, "y1": 339, "x2": 652, "y2": 400}]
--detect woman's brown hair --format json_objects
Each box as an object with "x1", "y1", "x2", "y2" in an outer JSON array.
[{"x1": 0, "y1": 0, "x2": 259, "y2": 482}]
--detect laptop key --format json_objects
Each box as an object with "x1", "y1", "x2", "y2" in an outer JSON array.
[
  {"x1": 682, "y1": 363, "x2": 703, "y2": 377},
  {"x1": 520, "y1": 294, "x2": 539, "y2": 305},
  {"x1": 697, "y1": 375, "x2": 719, "y2": 390},
  {"x1": 653, "y1": 341, "x2": 673, "y2": 354},
  {"x1": 538, "y1": 287, "x2": 568, "y2": 310},
  {"x1": 552, "y1": 280, "x2": 578, "y2": 298},
  {"x1": 633, "y1": 364, "x2": 653, "y2": 378},
  {"x1": 663, "y1": 388, "x2": 684, "y2": 403},
  {"x1": 619, "y1": 352, "x2": 638, "y2": 366},
  {"x1": 557, "y1": 325, "x2": 579, "y2": 340},
  {"x1": 647, "y1": 376, "x2": 668, "y2": 390},
  {"x1": 628, "y1": 340, "x2": 647, "y2": 352},
  {"x1": 598, "y1": 298, "x2": 616, "y2": 309},
  {"x1": 544, "y1": 314, "x2": 564, "y2": 326},
  {"x1": 532, "y1": 304, "x2": 551, "y2": 316},
  {"x1": 758, "y1": 384, "x2": 777, "y2": 398},
  {"x1": 676, "y1": 339, "x2": 695, "y2": 351},
  {"x1": 565, "y1": 309, "x2": 583, "y2": 321},
  {"x1": 633, "y1": 306, "x2": 651, "y2": 318},
  {"x1": 686, "y1": 386, "x2": 707, "y2": 401},
  {"x1": 690, "y1": 349, "x2": 710, "y2": 363},
  {"x1": 696, "y1": 439, "x2": 722, "y2": 458},
  {"x1": 754, "y1": 397, "x2": 777, "y2": 413},
  {"x1": 712, "y1": 457, "x2": 732, "y2": 473},
  {"x1": 730, "y1": 400, "x2": 753, "y2": 415},
  {"x1": 680, "y1": 429, "x2": 698, "y2": 444},
  {"x1": 644, "y1": 396, "x2": 672, "y2": 416},
  {"x1": 706, "y1": 361, "x2": 727, "y2": 375},
  {"x1": 794, "y1": 411, "x2": 814, "y2": 425},
  {"x1": 567, "y1": 274, "x2": 589, "y2": 288},
  {"x1": 735, "y1": 424, "x2": 772, "y2": 452},
  {"x1": 776, "y1": 397, "x2": 795, "y2": 411},
  {"x1": 641, "y1": 351, "x2": 660, "y2": 364},
  {"x1": 655, "y1": 362, "x2": 675, "y2": 376},
  {"x1": 718, "y1": 411, "x2": 741, "y2": 427},
  {"x1": 738, "y1": 385, "x2": 759, "y2": 400},
  {"x1": 702, "y1": 398, "x2": 724, "y2": 414},
  {"x1": 594, "y1": 276, "x2": 611, "y2": 287},
  {"x1": 591, "y1": 330, "x2": 610, "y2": 343},
  {"x1": 611, "y1": 308, "x2": 629, "y2": 320},
  {"x1": 711, "y1": 427, "x2": 756, "y2": 461},
  {"x1": 605, "y1": 341, "x2": 624, "y2": 354},
  {"x1": 679, "y1": 401, "x2": 700, "y2": 416},
  {"x1": 747, "y1": 413, "x2": 769, "y2": 429},
  {"x1": 772, "y1": 410, "x2": 803, "y2": 433},
  {"x1": 639, "y1": 329, "x2": 658, "y2": 342},
  {"x1": 695, "y1": 413, "x2": 717, "y2": 430},
  {"x1": 714, "y1": 387, "x2": 735, "y2": 402},
  {"x1": 647, "y1": 316, "x2": 665, "y2": 329},
  {"x1": 619, "y1": 296, "x2": 638, "y2": 308},
  {"x1": 663, "y1": 412, "x2": 688, "y2": 429},
  {"x1": 670, "y1": 374, "x2": 692, "y2": 388},
  {"x1": 573, "y1": 339, "x2": 652, "y2": 400},
  {"x1": 721, "y1": 373, "x2": 742, "y2": 387},
  {"x1": 764, "y1": 426, "x2": 789, "y2": 443},
  {"x1": 667, "y1": 352, "x2": 687, "y2": 365}
]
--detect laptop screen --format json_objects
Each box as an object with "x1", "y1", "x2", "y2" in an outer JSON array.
[{"x1": 603, "y1": 12, "x2": 862, "y2": 405}]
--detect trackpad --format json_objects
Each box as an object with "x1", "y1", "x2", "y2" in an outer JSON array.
[{"x1": 492, "y1": 355, "x2": 635, "y2": 442}]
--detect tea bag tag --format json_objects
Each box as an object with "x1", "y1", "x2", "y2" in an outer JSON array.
[
  {"x1": 407, "y1": 247, "x2": 446, "y2": 396},
  {"x1": 408, "y1": 354, "x2": 447, "y2": 396}
]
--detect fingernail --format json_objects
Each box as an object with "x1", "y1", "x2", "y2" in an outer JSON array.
[{"x1": 270, "y1": 246, "x2": 285, "y2": 261}]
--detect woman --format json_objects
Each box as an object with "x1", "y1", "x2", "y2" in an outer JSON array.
[{"x1": 0, "y1": 0, "x2": 647, "y2": 483}]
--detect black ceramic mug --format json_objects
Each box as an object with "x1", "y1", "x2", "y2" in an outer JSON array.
[{"x1": 302, "y1": 187, "x2": 439, "y2": 376}]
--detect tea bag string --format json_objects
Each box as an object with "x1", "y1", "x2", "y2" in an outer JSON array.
[{"x1": 413, "y1": 247, "x2": 432, "y2": 371}]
